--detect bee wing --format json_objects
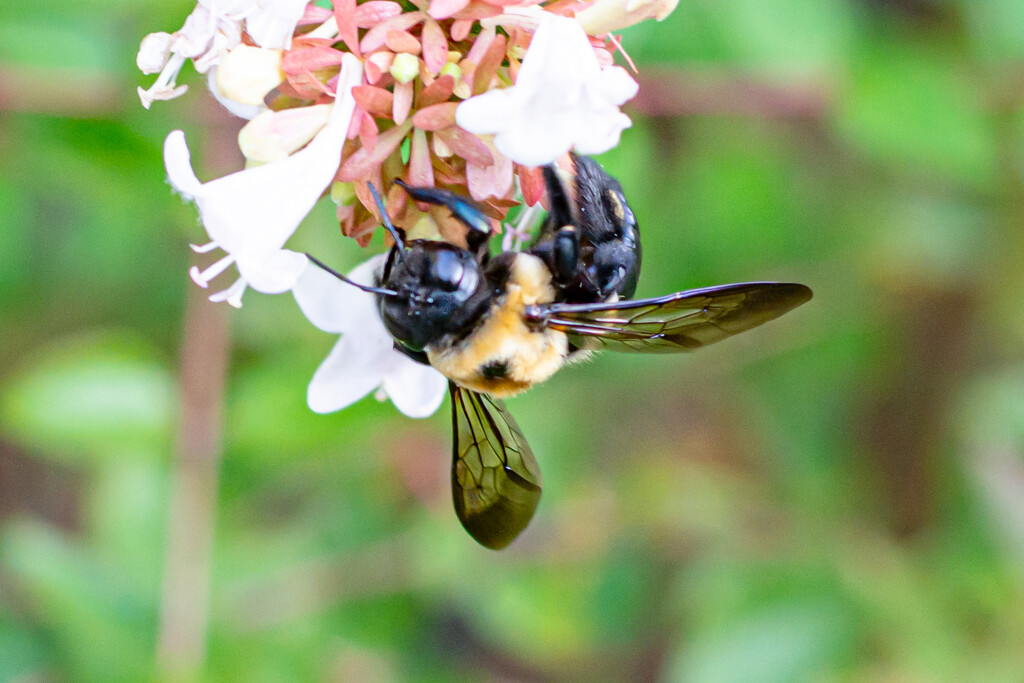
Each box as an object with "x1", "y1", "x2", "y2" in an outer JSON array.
[
  {"x1": 449, "y1": 382, "x2": 541, "y2": 549},
  {"x1": 539, "y1": 282, "x2": 812, "y2": 353}
]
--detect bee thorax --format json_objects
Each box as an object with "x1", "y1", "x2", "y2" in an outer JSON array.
[{"x1": 427, "y1": 254, "x2": 568, "y2": 398}]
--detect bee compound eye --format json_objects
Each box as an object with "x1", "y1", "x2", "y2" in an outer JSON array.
[{"x1": 430, "y1": 250, "x2": 465, "y2": 291}]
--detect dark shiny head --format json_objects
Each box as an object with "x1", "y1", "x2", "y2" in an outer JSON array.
[{"x1": 378, "y1": 241, "x2": 489, "y2": 352}]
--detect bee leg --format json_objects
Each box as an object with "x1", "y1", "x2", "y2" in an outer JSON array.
[
  {"x1": 551, "y1": 227, "x2": 579, "y2": 285},
  {"x1": 542, "y1": 163, "x2": 575, "y2": 229},
  {"x1": 530, "y1": 226, "x2": 579, "y2": 286},
  {"x1": 393, "y1": 179, "x2": 490, "y2": 251}
]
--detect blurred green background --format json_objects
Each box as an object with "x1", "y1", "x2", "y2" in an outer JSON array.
[{"x1": 4, "y1": 0, "x2": 1024, "y2": 680}]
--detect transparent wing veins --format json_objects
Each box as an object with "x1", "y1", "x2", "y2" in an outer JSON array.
[
  {"x1": 450, "y1": 383, "x2": 541, "y2": 549},
  {"x1": 542, "y1": 282, "x2": 812, "y2": 353}
]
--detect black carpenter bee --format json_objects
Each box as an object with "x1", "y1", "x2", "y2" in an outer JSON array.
[{"x1": 308, "y1": 155, "x2": 812, "y2": 549}]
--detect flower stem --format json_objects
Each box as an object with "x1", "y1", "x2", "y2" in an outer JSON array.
[{"x1": 156, "y1": 284, "x2": 230, "y2": 680}]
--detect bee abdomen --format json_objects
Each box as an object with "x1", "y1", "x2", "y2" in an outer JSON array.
[{"x1": 480, "y1": 360, "x2": 511, "y2": 380}]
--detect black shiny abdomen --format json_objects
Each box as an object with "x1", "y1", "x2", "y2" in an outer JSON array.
[{"x1": 531, "y1": 155, "x2": 642, "y2": 304}]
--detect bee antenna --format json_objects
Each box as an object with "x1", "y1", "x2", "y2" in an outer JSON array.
[
  {"x1": 368, "y1": 183, "x2": 406, "y2": 257},
  {"x1": 305, "y1": 254, "x2": 400, "y2": 297}
]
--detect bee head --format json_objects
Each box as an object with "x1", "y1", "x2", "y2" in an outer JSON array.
[{"x1": 379, "y1": 241, "x2": 489, "y2": 353}]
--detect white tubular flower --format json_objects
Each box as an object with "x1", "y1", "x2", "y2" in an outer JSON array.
[
  {"x1": 138, "y1": 0, "x2": 308, "y2": 109},
  {"x1": 238, "y1": 104, "x2": 333, "y2": 163},
  {"x1": 165, "y1": 55, "x2": 364, "y2": 308},
  {"x1": 215, "y1": 44, "x2": 285, "y2": 106},
  {"x1": 206, "y1": 68, "x2": 268, "y2": 120},
  {"x1": 575, "y1": 0, "x2": 680, "y2": 36},
  {"x1": 137, "y1": 51, "x2": 190, "y2": 109},
  {"x1": 244, "y1": 0, "x2": 311, "y2": 50},
  {"x1": 456, "y1": 14, "x2": 639, "y2": 167},
  {"x1": 293, "y1": 255, "x2": 447, "y2": 418},
  {"x1": 137, "y1": 32, "x2": 175, "y2": 74},
  {"x1": 138, "y1": 3, "x2": 237, "y2": 108}
]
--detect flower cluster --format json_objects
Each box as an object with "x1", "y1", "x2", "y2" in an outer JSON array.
[{"x1": 140, "y1": 0, "x2": 674, "y2": 416}]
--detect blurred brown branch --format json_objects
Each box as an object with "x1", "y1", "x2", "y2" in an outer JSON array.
[
  {"x1": 156, "y1": 100, "x2": 241, "y2": 679},
  {"x1": 156, "y1": 286, "x2": 230, "y2": 680},
  {"x1": 629, "y1": 67, "x2": 832, "y2": 119},
  {"x1": 0, "y1": 65, "x2": 124, "y2": 116}
]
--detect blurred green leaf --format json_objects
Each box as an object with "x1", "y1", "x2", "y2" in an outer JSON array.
[
  {"x1": 834, "y1": 37, "x2": 996, "y2": 184},
  {"x1": 0, "y1": 616, "x2": 50, "y2": 682},
  {"x1": 88, "y1": 458, "x2": 168, "y2": 585},
  {"x1": 668, "y1": 599, "x2": 854, "y2": 683},
  {"x1": 963, "y1": 0, "x2": 1024, "y2": 61},
  {"x1": 0, "y1": 20, "x2": 117, "y2": 72},
  {"x1": 0, "y1": 178, "x2": 31, "y2": 298},
  {"x1": 1, "y1": 333, "x2": 175, "y2": 461},
  {"x1": 1, "y1": 520, "x2": 154, "y2": 682},
  {"x1": 625, "y1": 0, "x2": 856, "y2": 71}
]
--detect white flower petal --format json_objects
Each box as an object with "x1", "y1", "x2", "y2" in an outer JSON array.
[
  {"x1": 163, "y1": 131, "x2": 204, "y2": 198},
  {"x1": 216, "y1": 45, "x2": 284, "y2": 106},
  {"x1": 307, "y1": 334, "x2": 390, "y2": 414},
  {"x1": 518, "y1": 15, "x2": 601, "y2": 85},
  {"x1": 571, "y1": 106, "x2": 632, "y2": 157},
  {"x1": 165, "y1": 55, "x2": 363, "y2": 259},
  {"x1": 381, "y1": 356, "x2": 448, "y2": 418},
  {"x1": 173, "y1": 5, "x2": 219, "y2": 59},
  {"x1": 576, "y1": 0, "x2": 680, "y2": 35},
  {"x1": 239, "y1": 104, "x2": 333, "y2": 162},
  {"x1": 454, "y1": 88, "x2": 518, "y2": 136},
  {"x1": 139, "y1": 0, "x2": 309, "y2": 109},
  {"x1": 293, "y1": 254, "x2": 388, "y2": 335},
  {"x1": 166, "y1": 107, "x2": 341, "y2": 254},
  {"x1": 495, "y1": 96, "x2": 576, "y2": 167},
  {"x1": 245, "y1": 0, "x2": 310, "y2": 49},
  {"x1": 192, "y1": 22, "x2": 242, "y2": 73},
  {"x1": 298, "y1": 252, "x2": 446, "y2": 419},
  {"x1": 595, "y1": 65, "x2": 640, "y2": 105},
  {"x1": 454, "y1": 14, "x2": 638, "y2": 166},
  {"x1": 236, "y1": 248, "x2": 308, "y2": 293},
  {"x1": 137, "y1": 32, "x2": 174, "y2": 74},
  {"x1": 207, "y1": 68, "x2": 268, "y2": 120}
]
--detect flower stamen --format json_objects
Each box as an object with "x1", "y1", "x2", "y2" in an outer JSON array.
[
  {"x1": 189, "y1": 253, "x2": 236, "y2": 288},
  {"x1": 190, "y1": 241, "x2": 221, "y2": 254},
  {"x1": 503, "y1": 202, "x2": 542, "y2": 252},
  {"x1": 208, "y1": 277, "x2": 249, "y2": 308}
]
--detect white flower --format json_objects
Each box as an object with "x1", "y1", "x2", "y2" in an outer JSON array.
[
  {"x1": 137, "y1": 52, "x2": 190, "y2": 109},
  {"x1": 165, "y1": 55, "x2": 363, "y2": 308},
  {"x1": 216, "y1": 44, "x2": 285, "y2": 106},
  {"x1": 244, "y1": 0, "x2": 311, "y2": 50},
  {"x1": 137, "y1": 32, "x2": 175, "y2": 74},
  {"x1": 293, "y1": 255, "x2": 448, "y2": 418},
  {"x1": 206, "y1": 68, "x2": 267, "y2": 120},
  {"x1": 575, "y1": 0, "x2": 680, "y2": 35},
  {"x1": 238, "y1": 104, "x2": 333, "y2": 163},
  {"x1": 456, "y1": 14, "x2": 639, "y2": 167},
  {"x1": 138, "y1": 0, "x2": 308, "y2": 109}
]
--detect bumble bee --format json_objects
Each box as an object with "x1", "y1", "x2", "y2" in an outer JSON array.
[{"x1": 308, "y1": 155, "x2": 812, "y2": 550}]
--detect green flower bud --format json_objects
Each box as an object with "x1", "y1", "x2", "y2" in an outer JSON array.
[
  {"x1": 390, "y1": 53, "x2": 420, "y2": 85},
  {"x1": 439, "y1": 61, "x2": 462, "y2": 81},
  {"x1": 330, "y1": 181, "x2": 357, "y2": 207}
]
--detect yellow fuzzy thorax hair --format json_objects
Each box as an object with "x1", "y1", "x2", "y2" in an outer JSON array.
[{"x1": 427, "y1": 254, "x2": 568, "y2": 398}]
